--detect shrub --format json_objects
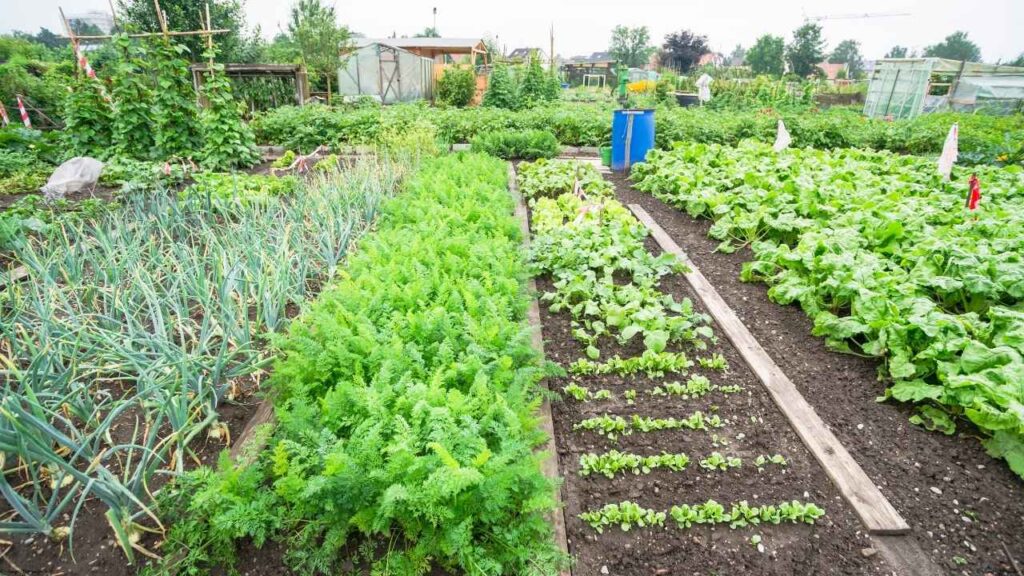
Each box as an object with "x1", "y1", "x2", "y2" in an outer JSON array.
[
  {"x1": 437, "y1": 66, "x2": 476, "y2": 107},
  {"x1": 471, "y1": 129, "x2": 560, "y2": 159}
]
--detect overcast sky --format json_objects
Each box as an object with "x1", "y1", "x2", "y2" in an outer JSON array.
[{"x1": 5, "y1": 0, "x2": 1023, "y2": 62}]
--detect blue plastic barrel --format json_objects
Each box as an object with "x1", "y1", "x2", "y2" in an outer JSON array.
[{"x1": 611, "y1": 109, "x2": 655, "y2": 172}]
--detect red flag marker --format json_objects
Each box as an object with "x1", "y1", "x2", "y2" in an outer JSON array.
[
  {"x1": 966, "y1": 173, "x2": 981, "y2": 211},
  {"x1": 16, "y1": 95, "x2": 31, "y2": 128}
]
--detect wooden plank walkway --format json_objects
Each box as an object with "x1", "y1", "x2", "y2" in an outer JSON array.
[
  {"x1": 628, "y1": 203, "x2": 910, "y2": 536},
  {"x1": 509, "y1": 163, "x2": 572, "y2": 575}
]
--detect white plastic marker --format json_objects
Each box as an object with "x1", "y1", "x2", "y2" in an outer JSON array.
[
  {"x1": 0, "y1": 100, "x2": 9, "y2": 127},
  {"x1": 937, "y1": 122, "x2": 958, "y2": 180},
  {"x1": 16, "y1": 95, "x2": 31, "y2": 128},
  {"x1": 696, "y1": 73, "x2": 713, "y2": 104},
  {"x1": 773, "y1": 119, "x2": 791, "y2": 152}
]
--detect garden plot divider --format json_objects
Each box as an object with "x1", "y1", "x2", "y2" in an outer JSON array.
[
  {"x1": 628, "y1": 203, "x2": 909, "y2": 535},
  {"x1": 509, "y1": 163, "x2": 571, "y2": 575},
  {"x1": 625, "y1": 202, "x2": 952, "y2": 576}
]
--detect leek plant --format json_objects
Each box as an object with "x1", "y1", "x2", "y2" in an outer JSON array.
[{"x1": 0, "y1": 155, "x2": 408, "y2": 557}]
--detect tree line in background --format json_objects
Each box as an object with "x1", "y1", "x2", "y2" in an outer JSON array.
[{"x1": 608, "y1": 23, "x2": 1021, "y2": 79}]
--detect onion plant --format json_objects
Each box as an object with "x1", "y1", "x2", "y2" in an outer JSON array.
[{"x1": 0, "y1": 155, "x2": 408, "y2": 558}]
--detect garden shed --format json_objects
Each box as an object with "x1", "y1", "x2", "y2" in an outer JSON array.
[
  {"x1": 338, "y1": 41, "x2": 435, "y2": 104},
  {"x1": 359, "y1": 37, "x2": 489, "y2": 66},
  {"x1": 864, "y1": 57, "x2": 1024, "y2": 119}
]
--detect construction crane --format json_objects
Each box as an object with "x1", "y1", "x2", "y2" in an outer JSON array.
[{"x1": 804, "y1": 11, "x2": 911, "y2": 22}]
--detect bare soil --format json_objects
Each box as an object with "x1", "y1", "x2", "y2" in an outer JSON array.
[
  {"x1": 532, "y1": 225, "x2": 888, "y2": 574},
  {"x1": 607, "y1": 169, "x2": 1024, "y2": 576}
]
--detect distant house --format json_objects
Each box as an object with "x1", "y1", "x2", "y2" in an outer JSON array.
[
  {"x1": 507, "y1": 47, "x2": 548, "y2": 66},
  {"x1": 816, "y1": 62, "x2": 848, "y2": 80},
  {"x1": 562, "y1": 51, "x2": 617, "y2": 87},
  {"x1": 697, "y1": 52, "x2": 726, "y2": 68}
]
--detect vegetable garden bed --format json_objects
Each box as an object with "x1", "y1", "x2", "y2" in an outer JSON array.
[
  {"x1": 517, "y1": 160, "x2": 889, "y2": 574},
  {"x1": 610, "y1": 163, "x2": 1024, "y2": 574}
]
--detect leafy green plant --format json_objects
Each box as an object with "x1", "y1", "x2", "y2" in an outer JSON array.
[
  {"x1": 109, "y1": 34, "x2": 156, "y2": 159},
  {"x1": 649, "y1": 374, "x2": 713, "y2": 398},
  {"x1": 517, "y1": 158, "x2": 612, "y2": 199},
  {"x1": 272, "y1": 150, "x2": 297, "y2": 168},
  {"x1": 698, "y1": 353, "x2": 729, "y2": 371},
  {"x1": 437, "y1": 65, "x2": 476, "y2": 107},
  {"x1": 754, "y1": 454, "x2": 788, "y2": 470},
  {"x1": 197, "y1": 51, "x2": 261, "y2": 170},
  {"x1": 482, "y1": 62, "x2": 519, "y2": 109},
  {"x1": 579, "y1": 450, "x2": 690, "y2": 478},
  {"x1": 575, "y1": 411, "x2": 723, "y2": 439},
  {"x1": 181, "y1": 172, "x2": 300, "y2": 204},
  {"x1": 699, "y1": 452, "x2": 742, "y2": 471},
  {"x1": 471, "y1": 130, "x2": 560, "y2": 160},
  {"x1": 569, "y1": 351, "x2": 693, "y2": 378},
  {"x1": 151, "y1": 40, "x2": 201, "y2": 159},
  {"x1": 579, "y1": 501, "x2": 666, "y2": 534},
  {"x1": 62, "y1": 75, "x2": 115, "y2": 158}
]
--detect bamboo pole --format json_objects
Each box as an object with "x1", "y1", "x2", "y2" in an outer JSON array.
[
  {"x1": 153, "y1": 0, "x2": 170, "y2": 40},
  {"x1": 204, "y1": 2, "x2": 214, "y2": 67},
  {"x1": 62, "y1": 29, "x2": 230, "y2": 41}
]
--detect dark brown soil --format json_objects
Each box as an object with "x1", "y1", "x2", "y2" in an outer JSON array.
[
  {"x1": 608, "y1": 169, "x2": 1024, "y2": 576},
  {"x1": 533, "y1": 230, "x2": 888, "y2": 574}
]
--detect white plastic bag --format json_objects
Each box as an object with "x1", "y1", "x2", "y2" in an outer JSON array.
[
  {"x1": 41, "y1": 157, "x2": 105, "y2": 201},
  {"x1": 696, "y1": 74, "x2": 713, "y2": 103},
  {"x1": 773, "y1": 120, "x2": 791, "y2": 152}
]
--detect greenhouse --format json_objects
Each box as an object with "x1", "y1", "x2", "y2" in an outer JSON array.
[{"x1": 864, "y1": 57, "x2": 1024, "y2": 119}]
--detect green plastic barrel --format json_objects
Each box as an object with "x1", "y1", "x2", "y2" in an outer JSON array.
[{"x1": 599, "y1": 146, "x2": 612, "y2": 167}]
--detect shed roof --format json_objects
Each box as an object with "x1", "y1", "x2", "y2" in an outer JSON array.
[{"x1": 359, "y1": 37, "x2": 486, "y2": 51}]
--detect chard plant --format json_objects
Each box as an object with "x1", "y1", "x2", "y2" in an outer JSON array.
[
  {"x1": 699, "y1": 452, "x2": 743, "y2": 471},
  {"x1": 579, "y1": 450, "x2": 690, "y2": 478},
  {"x1": 581, "y1": 499, "x2": 825, "y2": 533}
]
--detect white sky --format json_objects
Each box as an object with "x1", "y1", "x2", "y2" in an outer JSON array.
[{"x1": 4, "y1": 0, "x2": 1023, "y2": 62}]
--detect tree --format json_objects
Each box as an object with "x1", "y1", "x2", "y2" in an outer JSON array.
[
  {"x1": 746, "y1": 34, "x2": 785, "y2": 76},
  {"x1": 786, "y1": 22, "x2": 827, "y2": 77},
  {"x1": 924, "y1": 31, "x2": 981, "y2": 62},
  {"x1": 117, "y1": 0, "x2": 255, "y2": 62},
  {"x1": 885, "y1": 45, "x2": 908, "y2": 59},
  {"x1": 609, "y1": 25, "x2": 654, "y2": 68},
  {"x1": 829, "y1": 39, "x2": 864, "y2": 77},
  {"x1": 419, "y1": 27, "x2": 440, "y2": 38},
  {"x1": 288, "y1": 0, "x2": 351, "y2": 101},
  {"x1": 729, "y1": 44, "x2": 746, "y2": 66},
  {"x1": 660, "y1": 30, "x2": 708, "y2": 73},
  {"x1": 1011, "y1": 53, "x2": 1024, "y2": 67}
]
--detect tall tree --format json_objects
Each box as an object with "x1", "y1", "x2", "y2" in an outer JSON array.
[
  {"x1": 729, "y1": 44, "x2": 746, "y2": 66},
  {"x1": 117, "y1": 0, "x2": 254, "y2": 62},
  {"x1": 829, "y1": 39, "x2": 864, "y2": 77},
  {"x1": 660, "y1": 30, "x2": 708, "y2": 72},
  {"x1": 419, "y1": 27, "x2": 440, "y2": 38},
  {"x1": 923, "y1": 31, "x2": 981, "y2": 62},
  {"x1": 609, "y1": 25, "x2": 654, "y2": 68},
  {"x1": 746, "y1": 34, "x2": 785, "y2": 76},
  {"x1": 786, "y1": 22, "x2": 827, "y2": 77},
  {"x1": 1011, "y1": 53, "x2": 1024, "y2": 67},
  {"x1": 885, "y1": 45, "x2": 908, "y2": 59},
  {"x1": 288, "y1": 0, "x2": 351, "y2": 101}
]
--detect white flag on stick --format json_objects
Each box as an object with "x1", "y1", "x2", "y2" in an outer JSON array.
[
  {"x1": 937, "y1": 122, "x2": 958, "y2": 180},
  {"x1": 773, "y1": 119, "x2": 791, "y2": 152}
]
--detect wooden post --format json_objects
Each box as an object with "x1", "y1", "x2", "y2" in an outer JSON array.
[
  {"x1": 58, "y1": 7, "x2": 79, "y2": 79},
  {"x1": 153, "y1": 0, "x2": 169, "y2": 40},
  {"x1": 108, "y1": 0, "x2": 119, "y2": 29},
  {"x1": 204, "y1": 2, "x2": 214, "y2": 67}
]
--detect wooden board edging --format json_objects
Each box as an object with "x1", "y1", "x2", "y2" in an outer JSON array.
[
  {"x1": 509, "y1": 163, "x2": 572, "y2": 575},
  {"x1": 628, "y1": 203, "x2": 911, "y2": 536}
]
